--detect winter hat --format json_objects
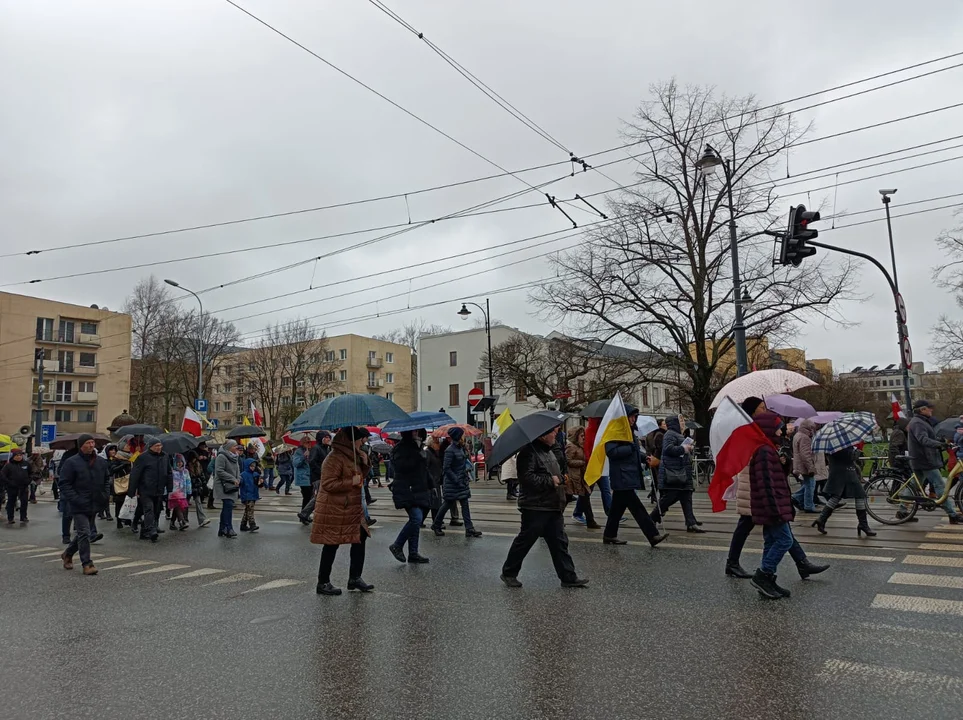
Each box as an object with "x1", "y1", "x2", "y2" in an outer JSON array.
[
  {"x1": 913, "y1": 399, "x2": 935, "y2": 410},
  {"x1": 145, "y1": 435, "x2": 162, "y2": 450},
  {"x1": 77, "y1": 434, "x2": 94, "y2": 448},
  {"x1": 10, "y1": 447, "x2": 22, "y2": 456},
  {"x1": 447, "y1": 427, "x2": 465, "y2": 442},
  {"x1": 625, "y1": 404, "x2": 639, "y2": 417},
  {"x1": 223, "y1": 439, "x2": 239, "y2": 452},
  {"x1": 740, "y1": 396, "x2": 764, "y2": 416}
]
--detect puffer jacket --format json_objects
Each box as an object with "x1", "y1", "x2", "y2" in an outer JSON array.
[
  {"x1": 658, "y1": 415, "x2": 693, "y2": 491},
  {"x1": 605, "y1": 435, "x2": 645, "y2": 491},
  {"x1": 748, "y1": 412, "x2": 794, "y2": 526},
  {"x1": 442, "y1": 443, "x2": 471, "y2": 501},
  {"x1": 128, "y1": 449, "x2": 173, "y2": 498},
  {"x1": 0, "y1": 458, "x2": 32, "y2": 489},
  {"x1": 310, "y1": 431, "x2": 369, "y2": 546},
  {"x1": 239, "y1": 458, "x2": 261, "y2": 502},
  {"x1": 792, "y1": 419, "x2": 817, "y2": 476},
  {"x1": 564, "y1": 438, "x2": 589, "y2": 496},
  {"x1": 517, "y1": 440, "x2": 567, "y2": 512},
  {"x1": 734, "y1": 467, "x2": 752, "y2": 517},
  {"x1": 390, "y1": 438, "x2": 431, "y2": 509}
]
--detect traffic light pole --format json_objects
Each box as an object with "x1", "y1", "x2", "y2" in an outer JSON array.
[
  {"x1": 724, "y1": 161, "x2": 749, "y2": 377},
  {"x1": 806, "y1": 239, "x2": 913, "y2": 411}
]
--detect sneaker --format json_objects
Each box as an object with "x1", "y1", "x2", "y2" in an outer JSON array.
[
  {"x1": 573, "y1": 516, "x2": 587, "y2": 525},
  {"x1": 500, "y1": 574, "x2": 522, "y2": 588},
  {"x1": 561, "y1": 577, "x2": 590, "y2": 588},
  {"x1": 388, "y1": 544, "x2": 406, "y2": 563},
  {"x1": 199, "y1": 519, "x2": 211, "y2": 528}
]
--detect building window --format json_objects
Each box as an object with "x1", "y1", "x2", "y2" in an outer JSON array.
[
  {"x1": 248, "y1": 363, "x2": 255, "y2": 371},
  {"x1": 325, "y1": 351, "x2": 335, "y2": 362},
  {"x1": 224, "y1": 366, "x2": 233, "y2": 377},
  {"x1": 325, "y1": 371, "x2": 335, "y2": 382},
  {"x1": 223, "y1": 401, "x2": 232, "y2": 411},
  {"x1": 36, "y1": 317, "x2": 54, "y2": 341},
  {"x1": 368, "y1": 350, "x2": 377, "y2": 362},
  {"x1": 576, "y1": 379, "x2": 586, "y2": 402},
  {"x1": 449, "y1": 384, "x2": 460, "y2": 407},
  {"x1": 449, "y1": 351, "x2": 458, "y2": 367},
  {"x1": 79, "y1": 352, "x2": 96, "y2": 367},
  {"x1": 281, "y1": 377, "x2": 292, "y2": 388},
  {"x1": 296, "y1": 398, "x2": 306, "y2": 408},
  {"x1": 224, "y1": 383, "x2": 233, "y2": 393},
  {"x1": 58, "y1": 350, "x2": 74, "y2": 372},
  {"x1": 386, "y1": 373, "x2": 394, "y2": 384},
  {"x1": 324, "y1": 393, "x2": 336, "y2": 400},
  {"x1": 653, "y1": 387, "x2": 661, "y2": 406},
  {"x1": 368, "y1": 372, "x2": 377, "y2": 386},
  {"x1": 641, "y1": 386, "x2": 649, "y2": 407},
  {"x1": 215, "y1": 385, "x2": 222, "y2": 394},
  {"x1": 474, "y1": 381, "x2": 485, "y2": 392},
  {"x1": 39, "y1": 410, "x2": 49, "y2": 422},
  {"x1": 282, "y1": 357, "x2": 291, "y2": 368},
  {"x1": 55, "y1": 380, "x2": 72, "y2": 402},
  {"x1": 78, "y1": 381, "x2": 94, "y2": 393},
  {"x1": 386, "y1": 352, "x2": 394, "y2": 364},
  {"x1": 55, "y1": 409, "x2": 72, "y2": 422},
  {"x1": 79, "y1": 410, "x2": 95, "y2": 423},
  {"x1": 58, "y1": 319, "x2": 75, "y2": 343},
  {"x1": 235, "y1": 396, "x2": 244, "y2": 407},
  {"x1": 339, "y1": 370, "x2": 347, "y2": 382},
  {"x1": 515, "y1": 382, "x2": 527, "y2": 402},
  {"x1": 214, "y1": 402, "x2": 221, "y2": 412},
  {"x1": 910, "y1": 378, "x2": 916, "y2": 385},
  {"x1": 340, "y1": 391, "x2": 347, "y2": 396},
  {"x1": 296, "y1": 378, "x2": 305, "y2": 388},
  {"x1": 339, "y1": 349, "x2": 348, "y2": 360},
  {"x1": 281, "y1": 397, "x2": 292, "y2": 406},
  {"x1": 214, "y1": 366, "x2": 221, "y2": 376},
  {"x1": 80, "y1": 322, "x2": 98, "y2": 335},
  {"x1": 386, "y1": 392, "x2": 394, "y2": 401}
]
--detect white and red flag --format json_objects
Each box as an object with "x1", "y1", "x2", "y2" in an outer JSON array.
[
  {"x1": 181, "y1": 407, "x2": 205, "y2": 437},
  {"x1": 707, "y1": 397, "x2": 770, "y2": 512},
  {"x1": 890, "y1": 393, "x2": 903, "y2": 421},
  {"x1": 250, "y1": 400, "x2": 264, "y2": 427}
]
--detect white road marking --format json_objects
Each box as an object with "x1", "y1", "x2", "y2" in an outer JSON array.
[
  {"x1": 24, "y1": 550, "x2": 70, "y2": 558},
  {"x1": 2, "y1": 544, "x2": 38, "y2": 551},
  {"x1": 816, "y1": 658, "x2": 963, "y2": 693},
  {"x1": 917, "y1": 543, "x2": 963, "y2": 552},
  {"x1": 89, "y1": 556, "x2": 130, "y2": 565},
  {"x1": 46, "y1": 552, "x2": 104, "y2": 562},
  {"x1": 205, "y1": 573, "x2": 262, "y2": 585},
  {"x1": 8, "y1": 547, "x2": 56, "y2": 554},
  {"x1": 129, "y1": 564, "x2": 190, "y2": 576},
  {"x1": 888, "y1": 572, "x2": 963, "y2": 589},
  {"x1": 167, "y1": 568, "x2": 226, "y2": 580},
  {"x1": 241, "y1": 579, "x2": 303, "y2": 594},
  {"x1": 925, "y1": 532, "x2": 963, "y2": 541},
  {"x1": 269, "y1": 520, "x2": 303, "y2": 525},
  {"x1": 98, "y1": 560, "x2": 158, "y2": 571},
  {"x1": 903, "y1": 554, "x2": 963, "y2": 568},
  {"x1": 871, "y1": 593, "x2": 963, "y2": 617},
  {"x1": 934, "y1": 524, "x2": 963, "y2": 531}
]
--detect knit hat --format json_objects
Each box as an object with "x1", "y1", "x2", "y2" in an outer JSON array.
[
  {"x1": 740, "y1": 396, "x2": 764, "y2": 416},
  {"x1": 145, "y1": 435, "x2": 162, "y2": 450},
  {"x1": 447, "y1": 427, "x2": 465, "y2": 442},
  {"x1": 10, "y1": 447, "x2": 22, "y2": 456},
  {"x1": 77, "y1": 434, "x2": 94, "y2": 448},
  {"x1": 223, "y1": 439, "x2": 239, "y2": 452}
]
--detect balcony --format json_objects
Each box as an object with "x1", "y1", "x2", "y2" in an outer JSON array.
[
  {"x1": 78, "y1": 333, "x2": 101, "y2": 346},
  {"x1": 34, "y1": 362, "x2": 98, "y2": 375},
  {"x1": 56, "y1": 421, "x2": 97, "y2": 434},
  {"x1": 73, "y1": 364, "x2": 98, "y2": 375},
  {"x1": 366, "y1": 356, "x2": 384, "y2": 368},
  {"x1": 366, "y1": 378, "x2": 385, "y2": 389},
  {"x1": 75, "y1": 391, "x2": 98, "y2": 403}
]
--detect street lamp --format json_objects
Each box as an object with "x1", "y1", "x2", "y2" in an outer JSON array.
[
  {"x1": 165, "y1": 279, "x2": 204, "y2": 405},
  {"x1": 457, "y1": 300, "x2": 496, "y2": 427},
  {"x1": 877, "y1": 188, "x2": 912, "y2": 410},
  {"x1": 879, "y1": 189, "x2": 899, "y2": 290},
  {"x1": 697, "y1": 144, "x2": 749, "y2": 377}
]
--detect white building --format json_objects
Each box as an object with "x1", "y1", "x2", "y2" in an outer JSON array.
[{"x1": 417, "y1": 325, "x2": 679, "y2": 425}]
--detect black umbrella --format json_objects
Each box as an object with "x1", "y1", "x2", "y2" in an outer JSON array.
[
  {"x1": 156, "y1": 432, "x2": 200, "y2": 455},
  {"x1": 226, "y1": 425, "x2": 267, "y2": 440},
  {"x1": 488, "y1": 411, "x2": 569, "y2": 468},
  {"x1": 49, "y1": 432, "x2": 111, "y2": 451},
  {"x1": 936, "y1": 417, "x2": 963, "y2": 440},
  {"x1": 111, "y1": 423, "x2": 161, "y2": 440},
  {"x1": 581, "y1": 399, "x2": 610, "y2": 418}
]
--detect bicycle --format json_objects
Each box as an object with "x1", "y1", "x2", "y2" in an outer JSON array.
[{"x1": 864, "y1": 461, "x2": 963, "y2": 525}]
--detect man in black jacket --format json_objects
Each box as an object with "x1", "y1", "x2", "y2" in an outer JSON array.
[
  {"x1": 908, "y1": 399, "x2": 963, "y2": 523},
  {"x1": 1, "y1": 448, "x2": 32, "y2": 525},
  {"x1": 59, "y1": 435, "x2": 111, "y2": 575},
  {"x1": 500, "y1": 426, "x2": 588, "y2": 589},
  {"x1": 128, "y1": 436, "x2": 173, "y2": 541}
]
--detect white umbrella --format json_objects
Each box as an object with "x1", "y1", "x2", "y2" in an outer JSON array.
[{"x1": 710, "y1": 369, "x2": 818, "y2": 409}]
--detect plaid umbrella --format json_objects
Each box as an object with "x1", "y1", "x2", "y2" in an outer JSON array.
[
  {"x1": 287, "y1": 393, "x2": 410, "y2": 433},
  {"x1": 811, "y1": 412, "x2": 878, "y2": 454}
]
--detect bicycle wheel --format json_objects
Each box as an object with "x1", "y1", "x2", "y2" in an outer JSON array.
[{"x1": 864, "y1": 470, "x2": 920, "y2": 525}]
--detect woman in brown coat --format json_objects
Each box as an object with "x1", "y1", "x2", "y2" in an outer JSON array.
[
  {"x1": 566, "y1": 427, "x2": 600, "y2": 529},
  {"x1": 311, "y1": 427, "x2": 375, "y2": 596}
]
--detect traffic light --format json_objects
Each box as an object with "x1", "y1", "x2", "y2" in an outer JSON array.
[{"x1": 779, "y1": 204, "x2": 820, "y2": 266}]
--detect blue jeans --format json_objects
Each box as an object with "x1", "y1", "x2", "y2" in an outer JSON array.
[
  {"x1": 394, "y1": 507, "x2": 424, "y2": 554},
  {"x1": 792, "y1": 475, "x2": 817, "y2": 511},
  {"x1": 921, "y1": 469, "x2": 960, "y2": 517},
  {"x1": 263, "y1": 468, "x2": 276, "y2": 489},
  {"x1": 597, "y1": 476, "x2": 612, "y2": 515},
  {"x1": 761, "y1": 521, "x2": 795, "y2": 573},
  {"x1": 220, "y1": 499, "x2": 235, "y2": 532}
]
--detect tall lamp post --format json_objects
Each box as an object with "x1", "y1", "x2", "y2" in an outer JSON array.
[
  {"x1": 457, "y1": 299, "x2": 495, "y2": 427},
  {"x1": 697, "y1": 144, "x2": 749, "y2": 377},
  {"x1": 165, "y1": 279, "x2": 204, "y2": 405},
  {"x1": 879, "y1": 188, "x2": 913, "y2": 410}
]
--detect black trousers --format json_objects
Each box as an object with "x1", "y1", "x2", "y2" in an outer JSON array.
[
  {"x1": 604, "y1": 489, "x2": 660, "y2": 540},
  {"x1": 317, "y1": 528, "x2": 367, "y2": 584},
  {"x1": 137, "y1": 495, "x2": 162, "y2": 538},
  {"x1": 300, "y1": 485, "x2": 314, "y2": 509},
  {"x1": 5, "y1": 486, "x2": 29, "y2": 521},
  {"x1": 502, "y1": 510, "x2": 577, "y2": 582},
  {"x1": 649, "y1": 489, "x2": 698, "y2": 527}
]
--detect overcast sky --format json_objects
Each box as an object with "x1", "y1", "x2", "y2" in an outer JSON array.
[{"x1": 2, "y1": 0, "x2": 963, "y2": 374}]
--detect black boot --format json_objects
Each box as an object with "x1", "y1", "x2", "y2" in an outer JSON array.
[
  {"x1": 856, "y1": 509, "x2": 877, "y2": 537},
  {"x1": 725, "y1": 560, "x2": 752, "y2": 579},
  {"x1": 750, "y1": 569, "x2": 788, "y2": 599},
  {"x1": 796, "y1": 558, "x2": 830, "y2": 579},
  {"x1": 347, "y1": 577, "x2": 375, "y2": 593},
  {"x1": 812, "y1": 505, "x2": 833, "y2": 535}
]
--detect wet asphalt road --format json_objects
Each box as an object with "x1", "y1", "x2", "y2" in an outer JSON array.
[{"x1": 2, "y1": 486, "x2": 963, "y2": 720}]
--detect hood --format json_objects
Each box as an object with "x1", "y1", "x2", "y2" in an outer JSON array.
[
  {"x1": 896, "y1": 417, "x2": 910, "y2": 431},
  {"x1": 754, "y1": 412, "x2": 784, "y2": 444},
  {"x1": 797, "y1": 419, "x2": 815, "y2": 438},
  {"x1": 665, "y1": 415, "x2": 682, "y2": 434},
  {"x1": 173, "y1": 453, "x2": 186, "y2": 469},
  {"x1": 241, "y1": 457, "x2": 257, "y2": 472}
]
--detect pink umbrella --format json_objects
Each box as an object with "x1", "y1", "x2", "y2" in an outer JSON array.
[
  {"x1": 810, "y1": 411, "x2": 844, "y2": 425},
  {"x1": 763, "y1": 394, "x2": 817, "y2": 419},
  {"x1": 710, "y1": 370, "x2": 818, "y2": 409}
]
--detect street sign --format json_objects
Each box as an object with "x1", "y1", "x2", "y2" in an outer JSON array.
[
  {"x1": 209, "y1": 418, "x2": 219, "y2": 429},
  {"x1": 467, "y1": 388, "x2": 484, "y2": 407},
  {"x1": 554, "y1": 390, "x2": 572, "y2": 399},
  {"x1": 40, "y1": 422, "x2": 56, "y2": 444},
  {"x1": 194, "y1": 399, "x2": 208, "y2": 413},
  {"x1": 901, "y1": 337, "x2": 913, "y2": 368},
  {"x1": 896, "y1": 293, "x2": 907, "y2": 325}
]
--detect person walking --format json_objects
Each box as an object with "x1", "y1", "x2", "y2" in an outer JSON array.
[
  {"x1": 127, "y1": 436, "x2": 172, "y2": 543},
  {"x1": 293, "y1": 441, "x2": 314, "y2": 512},
  {"x1": 261, "y1": 448, "x2": 276, "y2": 491},
  {"x1": 59, "y1": 436, "x2": 111, "y2": 576},
  {"x1": 601, "y1": 407, "x2": 669, "y2": 547},
  {"x1": 565, "y1": 427, "x2": 601, "y2": 529},
  {"x1": 239, "y1": 459, "x2": 262, "y2": 533},
  {"x1": 2, "y1": 448, "x2": 32, "y2": 525},
  {"x1": 424, "y1": 434, "x2": 445, "y2": 527},
  {"x1": 649, "y1": 415, "x2": 703, "y2": 533},
  {"x1": 105, "y1": 445, "x2": 131, "y2": 529},
  {"x1": 168, "y1": 454, "x2": 192, "y2": 532},
  {"x1": 501, "y1": 425, "x2": 588, "y2": 589},
  {"x1": 907, "y1": 399, "x2": 963, "y2": 524},
  {"x1": 276, "y1": 448, "x2": 295, "y2": 496},
  {"x1": 431, "y1": 428, "x2": 482, "y2": 538},
  {"x1": 812, "y1": 445, "x2": 877, "y2": 537},
  {"x1": 502, "y1": 455, "x2": 519, "y2": 500},
  {"x1": 186, "y1": 451, "x2": 211, "y2": 528},
  {"x1": 388, "y1": 430, "x2": 431, "y2": 564},
  {"x1": 298, "y1": 432, "x2": 331, "y2": 524},
  {"x1": 214, "y1": 440, "x2": 242, "y2": 538},
  {"x1": 791, "y1": 419, "x2": 820, "y2": 513},
  {"x1": 311, "y1": 427, "x2": 375, "y2": 596}
]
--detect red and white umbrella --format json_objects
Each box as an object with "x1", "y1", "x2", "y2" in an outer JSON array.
[{"x1": 710, "y1": 369, "x2": 817, "y2": 410}]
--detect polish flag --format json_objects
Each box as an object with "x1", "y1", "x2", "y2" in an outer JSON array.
[
  {"x1": 250, "y1": 400, "x2": 264, "y2": 427},
  {"x1": 181, "y1": 407, "x2": 204, "y2": 437},
  {"x1": 707, "y1": 397, "x2": 770, "y2": 512},
  {"x1": 890, "y1": 393, "x2": 902, "y2": 421}
]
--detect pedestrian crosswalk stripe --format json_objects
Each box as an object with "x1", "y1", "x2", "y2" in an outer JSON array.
[
  {"x1": 903, "y1": 554, "x2": 963, "y2": 567},
  {"x1": 24, "y1": 550, "x2": 70, "y2": 558},
  {"x1": 99, "y1": 560, "x2": 158, "y2": 571},
  {"x1": 925, "y1": 532, "x2": 963, "y2": 541},
  {"x1": 130, "y1": 564, "x2": 190, "y2": 576},
  {"x1": 888, "y1": 572, "x2": 963, "y2": 589},
  {"x1": 205, "y1": 573, "x2": 262, "y2": 585},
  {"x1": 8, "y1": 547, "x2": 56, "y2": 554},
  {"x1": 871, "y1": 593, "x2": 963, "y2": 617},
  {"x1": 269, "y1": 520, "x2": 303, "y2": 524},
  {"x1": 46, "y1": 552, "x2": 104, "y2": 562},
  {"x1": 241, "y1": 579, "x2": 303, "y2": 594},
  {"x1": 816, "y1": 658, "x2": 963, "y2": 692},
  {"x1": 934, "y1": 524, "x2": 963, "y2": 531},
  {"x1": 90, "y1": 557, "x2": 130, "y2": 565},
  {"x1": 916, "y1": 543, "x2": 963, "y2": 552},
  {"x1": 167, "y1": 568, "x2": 226, "y2": 580},
  {"x1": 3, "y1": 544, "x2": 38, "y2": 551}
]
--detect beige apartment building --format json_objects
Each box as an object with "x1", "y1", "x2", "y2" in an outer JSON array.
[
  {"x1": 0, "y1": 291, "x2": 132, "y2": 437},
  {"x1": 207, "y1": 333, "x2": 413, "y2": 430}
]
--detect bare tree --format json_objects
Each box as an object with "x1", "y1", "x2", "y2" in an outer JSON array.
[
  {"x1": 931, "y1": 209, "x2": 963, "y2": 367},
  {"x1": 374, "y1": 318, "x2": 452, "y2": 380},
  {"x1": 124, "y1": 277, "x2": 175, "y2": 421},
  {"x1": 244, "y1": 325, "x2": 287, "y2": 440},
  {"x1": 175, "y1": 310, "x2": 240, "y2": 412},
  {"x1": 534, "y1": 82, "x2": 857, "y2": 427}
]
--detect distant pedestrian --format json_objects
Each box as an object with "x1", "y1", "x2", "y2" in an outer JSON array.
[
  {"x1": 239, "y1": 458, "x2": 262, "y2": 533},
  {"x1": 214, "y1": 440, "x2": 242, "y2": 538},
  {"x1": 261, "y1": 448, "x2": 276, "y2": 490},
  {"x1": 388, "y1": 430, "x2": 431, "y2": 564},
  {"x1": 275, "y1": 448, "x2": 295, "y2": 496},
  {"x1": 59, "y1": 436, "x2": 111, "y2": 576},
  {"x1": 293, "y1": 441, "x2": 314, "y2": 510},
  {"x1": 104, "y1": 444, "x2": 131, "y2": 529},
  {"x1": 2, "y1": 448, "x2": 31, "y2": 525},
  {"x1": 431, "y1": 428, "x2": 482, "y2": 538},
  {"x1": 168, "y1": 454, "x2": 192, "y2": 532},
  {"x1": 566, "y1": 428, "x2": 600, "y2": 529},
  {"x1": 423, "y1": 435, "x2": 445, "y2": 527},
  {"x1": 791, "y1": 419, "x2": 820, "y2": 513},
  {"x1": 907, "y1": 399, "x2": 962, "y2": 523},
  {"x1": 311, "y1": 427, "x2": 375, "y2": 596},
  {"x1": 501, "y1": 455, "x2": 519, "y2": 500},
  {"x1": 298, "y1": 432, "x2": 331, "y2": 524},
  {"x1": 128, "y1": 436, "x2": 172, "y2": 542},
  {"x1": 812, "y1": 446, "x2": 877, "y2": 537},
  {"x1": 501, "y1": 425, "x2": 588, "y2": 589},
  {"x1": 186, "y1": 451, "x2": 210, "y2": 528},
  {"x1": 649, "y1": 415, "x2": 703, "y2": 533}
]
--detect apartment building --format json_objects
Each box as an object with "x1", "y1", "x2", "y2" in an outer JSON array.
[
  {"x1": 0, "y1": 291, "x2": 132, "y2": 436},
  {"x1": 838, "y1": 362, "x2": 924, "y2": 402}
]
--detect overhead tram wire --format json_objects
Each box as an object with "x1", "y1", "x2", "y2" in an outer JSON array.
[{"x1": 19, "y1": 49, "x2": 963, "y2": 257}]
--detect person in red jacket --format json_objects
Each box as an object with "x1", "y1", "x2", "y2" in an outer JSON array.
[{"x1": 748, "y1": 412, "x2": 798, "y2": 600}]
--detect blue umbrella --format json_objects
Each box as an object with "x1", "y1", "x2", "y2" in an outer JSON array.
[
  {"x1": 381, "y1": 410, "x2": 456, "y2": 433},
  {"x1": 287, "y1": 394, "x2": 411, "y2": 433},
  {"x1": 811, "y1": 412, "x2": 878, "y2": 455}
]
